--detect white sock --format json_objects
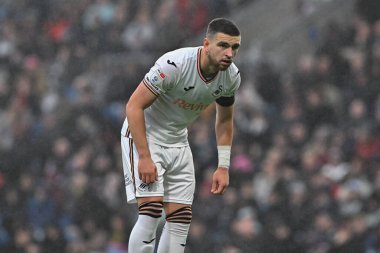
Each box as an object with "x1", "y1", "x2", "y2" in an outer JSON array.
[
  {"x1": 157, "y1": 206, "x2": 192, "y2": 253},
  {"x1": 128, "y1": 202, "x2": 163, "y2": 253},
  {"x1": 157, "y1": 222, "x2": 191, "y2": 253}
]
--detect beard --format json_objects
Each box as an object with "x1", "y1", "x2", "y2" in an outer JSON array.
[{"x1": 207, "y1": 53, "x2": 231, "y2": 71}]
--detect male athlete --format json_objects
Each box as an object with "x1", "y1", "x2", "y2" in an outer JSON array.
[{"x1": 121, "y1": 18, "x2": 241, "y2": 253}]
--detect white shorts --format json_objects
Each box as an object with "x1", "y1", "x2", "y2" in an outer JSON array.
[{"x1": 121, "y1": 135, "x2": 195, "y2": 205}]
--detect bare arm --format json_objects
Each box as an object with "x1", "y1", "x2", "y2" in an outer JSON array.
[
  {"x1": 126, "y1": 81, "x2": 158, "y2": 184},
  {"x1": 215, "y1": 103, "x2": 234, "y2": 146},
  {"x1": 211, "y1": 103, "x2": 234, "y2": 194}
]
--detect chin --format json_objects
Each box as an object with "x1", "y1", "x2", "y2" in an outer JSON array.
[{"x1": 219, "y1": 65, "x2": 230, "y2": 71}]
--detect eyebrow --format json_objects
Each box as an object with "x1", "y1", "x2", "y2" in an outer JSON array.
[{"x1": 217, "y1": 41, "x2": 241, "y2": 49}]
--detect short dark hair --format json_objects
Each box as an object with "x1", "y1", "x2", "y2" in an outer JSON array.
[{"x1": 206, "y1": 18, "x2": 240, "y2": 38}]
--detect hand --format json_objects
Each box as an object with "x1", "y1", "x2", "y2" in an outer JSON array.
[
  {"x1": 211, "y1": 167, "x2": 229, "y2": 195},
  {"x1": 138, "y1": 157, "x2": 158, "y2": 184}
]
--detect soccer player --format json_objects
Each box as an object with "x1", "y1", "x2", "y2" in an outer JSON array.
[{"x1": 121, "y1": 17, "x2": 241, "y2": 253}]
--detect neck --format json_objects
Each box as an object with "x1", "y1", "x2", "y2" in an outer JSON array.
[{"x1": 200, "y1": 48, "x2": 218, "y2": 78}]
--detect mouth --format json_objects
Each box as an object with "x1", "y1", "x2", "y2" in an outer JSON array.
[{"x1": 221, "y1": 59, "x2": 232, "y2": 66}]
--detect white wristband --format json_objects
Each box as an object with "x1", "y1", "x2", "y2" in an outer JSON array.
[{"x1": 217, "y1": 145, "x2": 231, "y2": 169}]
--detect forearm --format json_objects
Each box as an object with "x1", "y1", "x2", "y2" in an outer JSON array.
[
  {"x1": 215, "y1": 104, "x2": 235, "y2": 170},
  {"x1": 126, "y1": 104, "x2": 150, "y2": 158},
  {"x1": 215, "y1": 107, "x2": 234, "y2": 146},
  {"x1": 215, "y1": 120, "x2": 233, "y2": 145}
]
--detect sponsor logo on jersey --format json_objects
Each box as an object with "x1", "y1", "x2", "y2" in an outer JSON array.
[
  {"x1": 167, "y1": 59, "x2": 177, "y2": 68},
  {"x1": 184, "y1": 86, "x2": 195, "y2": 91},
  {"x1": 174, "y1": 99, "x2": 208, "y2": 111}
]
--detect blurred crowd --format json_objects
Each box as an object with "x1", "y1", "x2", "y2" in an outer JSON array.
[{"x1": 0, "y1": 0, "x2": 380, "y2": 253}]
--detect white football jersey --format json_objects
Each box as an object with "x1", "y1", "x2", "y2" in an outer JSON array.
[{"x1": 121, "y1": 46, "x2": 241, "y2": 146}]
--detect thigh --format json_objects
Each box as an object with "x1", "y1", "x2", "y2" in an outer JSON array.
[
  {"x1": 163, "y1": 145, "x2": 195, "y2": 205},
  {"x1": 121, "y1": 136, "x2": 165, "y2": 203}
]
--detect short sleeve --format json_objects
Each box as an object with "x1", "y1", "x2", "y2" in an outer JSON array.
[
  {"x1": 224, "y1": 71, "x2": 241, "y2": 97},
  {"x1": 142, "y1": 55, "x2": 179, "y2": 96}
]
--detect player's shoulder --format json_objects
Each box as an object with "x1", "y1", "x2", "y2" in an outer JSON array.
[
  {"x1": 165, "y1": 46, "x2": 199, "y2": 58},
  {"x1": 227, "y1": 62, "x2": 240, "y2": 77},
  {"x1": 159, "y1": 47, "x2": 199, "y2": 66},
  {"x1": 222, "y1": 62, "x2": 240, "y2": 85}
]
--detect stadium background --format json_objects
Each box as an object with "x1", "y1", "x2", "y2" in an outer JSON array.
[{"x1": 0, "y1": 0, "x2": 380, "y2": 252}]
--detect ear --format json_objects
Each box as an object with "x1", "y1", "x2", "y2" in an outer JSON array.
[{"x1": 203, "y1": 37, "x2": 210, "y2": 48}]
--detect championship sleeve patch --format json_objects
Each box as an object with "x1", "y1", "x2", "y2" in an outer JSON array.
[
  {"x1": 147, "y1": 69, "x2": 165, "y2": 86},
  {"x1": 144, "y1": 68, "x2": 166, "y2": 95}
]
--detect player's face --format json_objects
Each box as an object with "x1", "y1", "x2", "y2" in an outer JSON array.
[{"x1": 206, "y1": 33, "x2": 241, "y2": 71}]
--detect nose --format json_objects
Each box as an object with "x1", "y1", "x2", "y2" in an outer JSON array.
[{"x1": 225, "y1": 47, "x2": 233, "y2": 58}]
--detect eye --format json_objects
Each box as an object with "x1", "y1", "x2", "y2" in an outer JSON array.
[
  {"x1": 232, "y1": 44, "x2": 240, "y2": 50},
  {"x1": 218, "y1": 42, "x2": 230, "y2": 48}
]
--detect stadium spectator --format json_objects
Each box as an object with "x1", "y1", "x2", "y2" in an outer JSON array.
[{"x1": 0, "y1": 0, "x2": 380, "y2": 252}]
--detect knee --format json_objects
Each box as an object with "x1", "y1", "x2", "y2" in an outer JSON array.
[
  {"x1": 166, "y1": 206, "x2": 192, "y2": 224},
  {"x1": 138, "y1": 201, "x2": 164, "y2": 218}
]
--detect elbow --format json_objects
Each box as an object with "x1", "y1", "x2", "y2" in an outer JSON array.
[
  {"x1": 126, "y1": 101, "x2": 144, "y2": 120},
  {"x1": 125, "y1": 101, "x2": 134, "y2": 119}
]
